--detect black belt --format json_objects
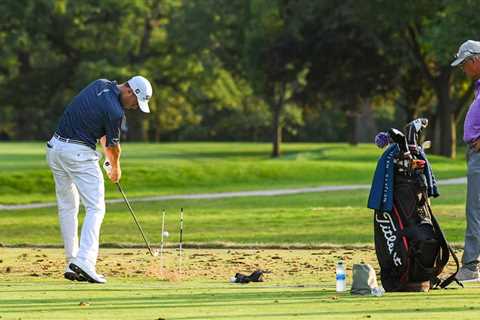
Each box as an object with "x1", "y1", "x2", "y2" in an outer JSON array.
[
  {"x1": 468, "y1": 142, "x2": 478, "y2": 152},
  {"x1": 54, "y1": 133, "x2": 93, "y2": 149}
]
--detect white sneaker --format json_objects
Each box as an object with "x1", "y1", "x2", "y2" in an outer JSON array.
[
  {"x1": 456, "y1": 266, "x2": 480, "y2": 282},
  {"x1": 64, "y1": 264, "x2": 88, "y2": 282},
  {"x1": 69, "y1": 259, "x2": 107, "y2": 284}
]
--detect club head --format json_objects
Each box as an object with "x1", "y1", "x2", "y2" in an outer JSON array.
[
  {"x1": 412, "y1": 118, "x2": 428, "y2": 131},
  {"x1": 405, "y1": 118, "x2": 429, "y2": 146}
]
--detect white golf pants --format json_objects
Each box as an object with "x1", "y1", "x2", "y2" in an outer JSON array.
[{"x1": 46, "y1": 136, "x2": 105, "y2": 269}]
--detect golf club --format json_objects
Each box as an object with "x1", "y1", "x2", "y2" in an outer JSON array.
[
  {"x1": 115, "y1": 182, "x2": 155, "y2": 257},
  {"x1": 160, "y1": 208, "x2": 166, "y2": 269},
  {"x1": 178, "y1": 208, "x2": 184, "y2": 273},
  {"x1": 179, "y1": 207, "x2": 184, "y2": 254}
]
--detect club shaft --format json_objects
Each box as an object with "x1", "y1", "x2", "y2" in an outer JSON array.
[
  {"x1": 179, "y1": 208, "x2": 184, "y2": 251},
  {"x1": 116, "y1": 183, "x2": 154, "y2": 256},
  {"x1": 178, "y1": 208, "x2": 184, "y2": 274},
  {"x1": 160, "y1": 210, "x2": 165, "y2": 256}
]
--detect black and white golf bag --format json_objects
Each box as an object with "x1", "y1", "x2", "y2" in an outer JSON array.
[{"x1": 371, "y1": 119, "x2": 460, "y2": 292}]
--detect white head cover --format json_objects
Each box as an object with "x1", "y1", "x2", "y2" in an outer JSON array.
[
  {"x1": 451, "y1": 40, "x2": 480, "y2": 67},
  {"x1": 127, "y1": 75, "x2": 153, "y2": 113}
]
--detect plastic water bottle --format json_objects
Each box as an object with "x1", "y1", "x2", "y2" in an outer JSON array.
[{"x1": 336, "y1": 260, "x2": 346, "y2": 292}]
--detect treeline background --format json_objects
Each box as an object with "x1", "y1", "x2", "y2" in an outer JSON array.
[{"x1": 0, "y1": 0, "x2": 478, "y2": 157}]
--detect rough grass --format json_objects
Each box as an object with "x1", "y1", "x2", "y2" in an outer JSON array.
[
  {"x1": 0, "y1": 185, "x2": 468, "y2": 246},
  {"x1": 0, "y1": 142, "x2": 467, "y2": 204}
]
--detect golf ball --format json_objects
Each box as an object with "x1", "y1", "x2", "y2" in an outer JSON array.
[
  {"x1": 153, "y1": 249, "x2": 160, "y2": 257},
  {"x1": 163, "y1": 231, "x2": 169, "y2": 237}
]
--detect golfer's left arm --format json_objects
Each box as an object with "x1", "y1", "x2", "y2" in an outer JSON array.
[
  {"x1": 101, "y1": 114, "x2": 123, "y2": 183},
  {"x1": 100, "y1": 136, "x2": 122, "y2": 182},
  {"x1": 100, "y1": 136, "x2": 121, "y2": 167}
]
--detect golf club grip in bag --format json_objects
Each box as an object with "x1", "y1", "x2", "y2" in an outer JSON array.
[{"x1": 374, "y1": 175, "x2": 460, "y2": 291}]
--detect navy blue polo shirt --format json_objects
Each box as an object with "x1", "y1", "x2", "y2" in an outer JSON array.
[{"x1": 56, "y1": 79, "x2": 125, "y2": 150}]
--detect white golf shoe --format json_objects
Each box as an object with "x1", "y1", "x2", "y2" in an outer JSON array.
[
  {"x1": 69, "y1": 259, "x2": 106, "y2": 284},
  {"x1": 64, "y1": 264, "x2": 87, "y2": 282}
]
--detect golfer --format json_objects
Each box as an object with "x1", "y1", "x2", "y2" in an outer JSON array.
[
  {"x1": 452, "y1": 40, "x2": 480, "y2": 281},
  {"x1": 46, "y1": 76, "x2": 153, "y2": 283}
]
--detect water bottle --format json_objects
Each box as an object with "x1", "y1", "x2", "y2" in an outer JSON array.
[{"x1": 336, "y1": 260, "x2": 346, "y2": 292}]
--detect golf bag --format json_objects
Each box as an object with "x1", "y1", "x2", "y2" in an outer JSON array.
[{"x1": 369, "y1": 119, "x2": 461, "y2": 292}]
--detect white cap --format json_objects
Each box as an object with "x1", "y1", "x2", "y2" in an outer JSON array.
[
  {"x1": 451, "y1": 40, "x2": 480, "y2": 67},
  {"x1": 127, "y1": 75, "x2": 153, "y2": 113}
]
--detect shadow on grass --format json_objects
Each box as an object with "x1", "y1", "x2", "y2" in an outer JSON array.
[{"x1": 1, "y1": 287, "x2": 478, "y2": 315}]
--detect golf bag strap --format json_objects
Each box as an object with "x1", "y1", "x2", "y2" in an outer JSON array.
[
  {"x1": 438, "y1": 243, "x2": 463, "y2": 289},
  {"x1": 437, "y1": 244, "x2": 463, "y2": 289},
  {"x1": 428, "y1": 205, "x2": 463, "y2": 289}
]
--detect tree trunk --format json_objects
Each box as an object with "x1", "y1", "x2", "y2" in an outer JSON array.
[
  {"x1": 125, "y1": 112, "x2": 147, "y2": 141},
  {"x1": 433, "y1": 77, "x2": 456, "y2": 159},
  {"x1": 271, "y1": 106, "x2": 282, "y2": 158},
  {"x1": 269, "y1": 82, "x2": 286, "y2": 158},
  {"x1": 436, "y1": 104, "x2": 456, "y2": 158},
  {"x1": 346, "y1": 111, "x2": 358, "y2": 146},
  {"x1": 355, "y1": 98, "x2": 377, "y2": 142}
]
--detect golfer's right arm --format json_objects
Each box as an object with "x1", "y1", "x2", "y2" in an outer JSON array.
[{"x1": 100, "y1": 136, "x2": 121, "y2": 183}]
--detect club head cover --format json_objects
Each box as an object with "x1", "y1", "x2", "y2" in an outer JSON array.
[
  {"x1": 375, "y1": 132, "x2": 390, "y2": 149},
  {"x1": 388, "y1": 128, "x2": 410, "y2": 156}
]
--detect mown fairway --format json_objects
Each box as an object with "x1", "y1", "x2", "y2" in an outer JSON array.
[
  {"x1": 0, "y1": 142, "x2": 467, "y2": 204},
  {"x1": 0, "y1": 248, "x2": 475, "y2": 320},
  {"x1": 2, "y1": 279, "x2": 480, "y2": 320},
  {"x1": 0, "y1": 142, "x2": 473, "y2": 319},
  {"x1": 0, "y1": 185, "x2": 469, "y2": 246}
]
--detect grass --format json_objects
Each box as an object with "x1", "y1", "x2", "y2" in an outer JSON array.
[
  {"x1": 2, "y1": 280, "x2": 480, "y2": 320},
  {"x1": 0, "y1": 142, "x2": 474, "y2": 319},
  {"x1": 0, "y1": 142, "x2": 468, "y2": 204},
  {"x1": 0, "y1": 248, "x2": 477, "y2": 320},
  {"x1": 0, "y1": 184, "x2": 468, "y2": 246}
]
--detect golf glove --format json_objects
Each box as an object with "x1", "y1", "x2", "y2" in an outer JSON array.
[{"x1": 103, "y1": 160, "x2": 112, "y2": 175}]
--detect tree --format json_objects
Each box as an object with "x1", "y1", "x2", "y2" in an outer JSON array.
[
  {"x1": 0, "y1": 0, "x2": 210, "y2": 141},
  {"x1": 359, "y1": 0, "x2": 479, "y2": 158},
  {"x1": 171, "y1": 0, "x2": 307, "y2": 157},
  {"x1": 284, "y1": 1, "x2": 398, "y2": 145}
]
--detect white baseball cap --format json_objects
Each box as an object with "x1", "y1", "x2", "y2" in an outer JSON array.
[
  {"x1": 127, "y1": 75, "x2": 153, "y2": 113},
  {"x1": 451, "y1": 40, "x2": 480, "y2": 67}
]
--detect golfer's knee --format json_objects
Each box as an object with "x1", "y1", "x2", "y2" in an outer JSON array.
[
  {"x1": 58, "y1": 203, "x2": 79, "y2": 216},
  {"x1": 86, "y1": 203, "x2": 105, "y2": 217}
]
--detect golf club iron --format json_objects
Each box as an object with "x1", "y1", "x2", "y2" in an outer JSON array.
[{"x1": 115, "y1": 182, "x2": 155, "y2": 257}]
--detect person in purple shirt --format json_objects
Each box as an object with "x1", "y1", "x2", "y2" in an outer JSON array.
[{"x1": 451, "y1": 40, "x2": 480, "y2": 282}]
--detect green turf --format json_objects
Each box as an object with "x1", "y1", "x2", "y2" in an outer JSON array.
[
  {"x1": 0, "y1": 184, "x2": 468, "y2": 246},
  {"x1": 0, "y1": 142, "x2": 473, "y2": 318},
  {"x1": 0, "y1": 142, "x2": 467, "y2": 204},
  {"x1": 1, "y1": 279, "x2": 479, "y2": 320},
  {"x1": 0, "y1": 248, "x2": 477, "y2": 320}
]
